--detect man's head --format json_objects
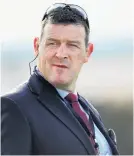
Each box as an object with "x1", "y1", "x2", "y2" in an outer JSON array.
[{"x1": 34, "y1": 3, "x2": 93, "y2": 91}]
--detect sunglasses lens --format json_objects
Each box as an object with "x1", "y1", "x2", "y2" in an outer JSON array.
[
  {"x1": 46, "y1": 4, "x2": 65, "y2": 15},
  {"x1": 42, "y1": 4, "x2": 65, "y2": 21},
  {"x1": 70, "y1": 5, "x2": 87, "y2": 19}
]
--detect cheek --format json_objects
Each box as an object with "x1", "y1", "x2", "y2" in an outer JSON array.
[
  {"x1": 40, "y1": 50, "x2": 54, "y2": 64},
  {"x1": 72, "y1": 53, "x2": 85, "y2": 66},
  {"x1": 72, "y1": 57, "x2": 86, "y2": 75}
]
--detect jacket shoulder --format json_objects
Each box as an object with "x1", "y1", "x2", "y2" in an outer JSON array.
[{"x1": 1, "y1": 81, "x2": 29, "y2": 101}]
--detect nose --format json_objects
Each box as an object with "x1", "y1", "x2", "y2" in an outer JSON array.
[{"x1": 55, "y1": 44, "x2": 68, "y2": 59}]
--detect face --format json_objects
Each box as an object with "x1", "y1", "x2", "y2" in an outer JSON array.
[{"x1": 34, "y1": 23, "x2": 93, "y2": 91}]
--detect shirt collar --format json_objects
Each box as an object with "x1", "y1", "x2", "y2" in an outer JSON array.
[{"x1": 56, "y1": 88, "x2": 77, "y2": 99}]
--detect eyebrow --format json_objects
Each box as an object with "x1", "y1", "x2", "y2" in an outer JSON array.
[
  {"x1": 47, "y1": 38, "x2": 59, "y2": 42},
  {"x1": 46, "y1": 37, "x2": 81, "y2": 45}
]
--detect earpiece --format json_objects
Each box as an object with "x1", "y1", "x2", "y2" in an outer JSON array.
[{"x1": 29, "y1": 54, "x2": 39, "y2": 75}]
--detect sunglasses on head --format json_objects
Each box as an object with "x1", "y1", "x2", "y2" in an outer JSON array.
[{"x1": 41, "y1": 3, "x2": 89, "y2": 28}]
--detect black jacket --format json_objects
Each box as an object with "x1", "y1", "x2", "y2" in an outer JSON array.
[{"x1": 1, "y1": 69, "x2": 119, "y2": 155}]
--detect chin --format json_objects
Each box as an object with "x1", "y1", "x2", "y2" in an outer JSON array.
[
  {"x1": 48, "y1": 72, "x2": 73, "y2": 87},
  {"x1": 52, "y1": 79, "x2": 67, "y2": 85},
  {"x1": 50, "y1": 77, "x2": 70, "y2": 87}
]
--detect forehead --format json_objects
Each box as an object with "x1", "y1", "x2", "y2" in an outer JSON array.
[{"x1": 42, "y1": 23, "x2": 85, "y2": 42}]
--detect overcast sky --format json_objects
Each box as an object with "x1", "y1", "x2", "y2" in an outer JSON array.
[{"x1": 1, "y1": 0, "x2": 132, "y2": 42}]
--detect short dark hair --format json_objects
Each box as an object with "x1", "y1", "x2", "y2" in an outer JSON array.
[{"x1": 40, "y1": 7, "x2": 90, "y2": 47}]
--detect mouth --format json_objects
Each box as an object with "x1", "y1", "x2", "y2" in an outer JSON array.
[{"x1": 52, "y1": 64, "x2": 68, "y2": 68}]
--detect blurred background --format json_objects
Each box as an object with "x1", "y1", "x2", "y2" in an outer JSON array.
[{"x1": 1, "y1": 0, "x2": 133, "y2": 154}]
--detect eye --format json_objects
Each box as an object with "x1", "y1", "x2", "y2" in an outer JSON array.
[
  {"x1": 48, "y1": 42, "x2": 56, "y2": 45},
  {"x1": 46, "y1": 42, "x2": 58, "y2": 47},
  {"x1": 68, "y1": 43, "x2": 78, "y2": 48}
]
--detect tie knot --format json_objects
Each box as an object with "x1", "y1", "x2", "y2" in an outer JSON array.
[{"x1": 65, "y1": 93, "x2": 78, "y2": 103}]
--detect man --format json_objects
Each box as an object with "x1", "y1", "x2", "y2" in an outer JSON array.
[{"x1": 1, "y1": 3, "x2": 119, "y2": 155}]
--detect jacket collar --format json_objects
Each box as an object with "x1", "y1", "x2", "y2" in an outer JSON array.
[{"x1": 28, "y1": 67, "x2": 59, "y2": 96}]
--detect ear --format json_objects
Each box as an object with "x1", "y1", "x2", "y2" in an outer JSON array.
[
  {"x1": 84, "y1": 43, "x2": 94, "y2": 63},
  {"x1": 33, "y1": 37, "x2": 39, "y2": 56}
]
